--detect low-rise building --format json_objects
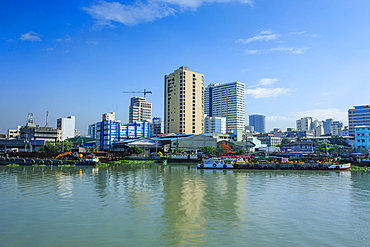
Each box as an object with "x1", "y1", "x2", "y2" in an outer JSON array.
[{"x1": 354, "y1": 125, "x2": 370, "y2": 152}]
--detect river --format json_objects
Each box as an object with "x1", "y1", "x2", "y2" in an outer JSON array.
[{"x1": 1, "y1": 163, "x2": 369, "y2": 246}]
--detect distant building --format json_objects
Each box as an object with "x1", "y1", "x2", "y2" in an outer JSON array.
[
  {"x1": 354, "y1": 125, "x2": 370, "y2": 152},
  {"x1": 164, "y1": 66, "x2": 204, "y2": 135},
  {"x1": 323, "y1": 118, "x2": 333, "y2": 134},
  {"x1": 103, "y1": 112, "x2": 116, "y2": 121},
  {"x1": 245, "y1": 125, "x2": 254, "y2": 133},
  {"x1": 296, "y1": 117, "x2": 316, "y2": 131},
  {"x1": 249, "y1": 114, "x2": 266, "y2": 133},
  {"x1": 204, "y1": 116, "x2": 227, "y2": 134},
  {"x1": 330, "y1": 121, "x2": 343, "y2": 136},
  {"x1": 129, "y1": 97, "x2": 152, "y2": 123},
  {"x1": 204, "y1": 81, "x2": 245, "y2": 132},
  {"x1": 151, "y1": 117, "x2": 162, "y2": 137},
  {"x1": 348, "y1": 105, "x2": 370, "y2": 136},
  {"x1": 57, "y1": 116, "x2": 75, "y2": 141}
]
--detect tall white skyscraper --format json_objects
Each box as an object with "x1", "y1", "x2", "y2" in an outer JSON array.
[
  {"x1": 57, "y1": 116, "x2": 75, "y2": 141},
  {"x1": 204, "y1": 81, "x2": 245, "y2": 132},
  {"x1": 129, "y1": 97, "x2": 152, "y2": 123}
]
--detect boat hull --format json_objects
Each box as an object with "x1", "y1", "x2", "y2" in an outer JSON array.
[
  {"x1": 0, "y1": 157, "x2": 98, "y2": 166},
  {"x1": 197, "y1": 162, "x2": 351, "y2": 170}
]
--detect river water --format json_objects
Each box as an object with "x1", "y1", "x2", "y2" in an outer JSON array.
[{"x1": 1, "y1": 163, "x2": 370, "y2": 247}]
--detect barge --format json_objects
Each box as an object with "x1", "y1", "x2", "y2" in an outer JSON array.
[{"x1": 197, "y1": 158, "x2": 351, "y2": 170}]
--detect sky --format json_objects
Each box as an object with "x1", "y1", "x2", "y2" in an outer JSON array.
[{"x1": 1, "y1": 0, "x2": 370, "y2": 135}]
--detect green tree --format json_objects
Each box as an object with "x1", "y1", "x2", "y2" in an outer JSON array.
[
  {"x1": 329, "y1": 135, "x2": 350, "y2": 147},
  {"x1": 200, "y1": 146, "x2": 217, "y2": 156},
  {"x1": 128, "y1": 146, "x2": 143, "y2": 154},
  {"x1": 40, "y1": 141, "x2": 73, "y2": 153},
  {"x1": 314, "y1": 141, "x2": 328, "y2": 155},
  {"x1": 235, "y1": 149, "x2": 247, "y2": 155},
  {"x1": 281, "y1": 137, "x2": 292, "y2": 145}
]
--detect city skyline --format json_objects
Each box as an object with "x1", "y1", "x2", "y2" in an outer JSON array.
[{"x1": 1, "y1": 0, "x2": 370, "y2": 134}]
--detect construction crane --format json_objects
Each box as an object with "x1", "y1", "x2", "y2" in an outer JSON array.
[{"x1": 122, "y1": 89, "x2": 152, "y2": 98}]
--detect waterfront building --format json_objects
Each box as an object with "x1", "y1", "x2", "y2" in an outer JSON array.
[
  {"x1": 129, "y1": 97, "x2": 152, "y2": 123},
  {"x1": 19, "y1": 113, "x2": 59, "y2": 142},
  {"x1": 354, "y1": 125, "x2": 370, "y2": 152},
  {"x1": 255, "y1": 134, "x2": 281, "y2": 147},
  {"x1": 89, "y1": 112, "x2": 151, "y2": 150},
  {"x1": 57, "y1": 116, "x2": 75, "y2": 141},
  {"x1": 164, "y1": 66, "x2": 204, "y2": 135},
  {"x1": 204, "y1": 81, "x2": 245, "y2": 132},
  {"x1": 348, "y1": 105, "x2": 370, "y2": 136},
  {"x1": 7, "y1": 126, "x2": 21, "y2": 139},
  {"x1": 249, "y1": 114, "x2": 266, "y2": 133},
  {"x1": 204, "y1": 116, "x2": 227, "y2": 134}
]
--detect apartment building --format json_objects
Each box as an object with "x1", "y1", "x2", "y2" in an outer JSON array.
[{"x1": 164, "y1": 66, "x2": 204, "y2": 134}]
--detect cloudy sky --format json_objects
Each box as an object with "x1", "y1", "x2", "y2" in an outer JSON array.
[{"x1": 1, "y1": 0, "x2": 370, "y2": 134}]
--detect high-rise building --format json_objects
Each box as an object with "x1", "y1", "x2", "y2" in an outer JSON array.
[
  {"x1": 204, "y1": 81, "x2": 245, "y2": 132},
  {"x1": 296, "y1": 117, "x2": 315, "y2": 131},
  {"x1": 57, "y1": 116, "x2": 75, "y2": 141},
  {"x1": 249, "y1": 114, "x2": 266, "y2": 133},
  {"x1": 129, "y1": 97, "x2": 152, "y2": 123},
  {"x1": 348, "y1": 105, "x2": 370, "y2": 136},
  {"x1": 164, "y1": 66, "x2": 204, "y2": 134}
]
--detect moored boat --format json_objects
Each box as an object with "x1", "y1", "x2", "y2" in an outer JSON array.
[
  {"x1": 328, "y1": 163, "x2": 351, "y2": 170},
  {"x1": 197, "y1": 158, "x2": 234, "y2": 169},
  {"x1": 197, "y1": 157, "x2": 351, "y2": 170}
]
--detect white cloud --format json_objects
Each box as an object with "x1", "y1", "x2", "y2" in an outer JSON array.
[
  {"x1": 83, "y1": 0, "x2": 253, "y2": 27},
  {"x1": 266, "y1": 115, "x2": 295, "y2": 122},
  {"x1": 19, "y1": 31, "x2": 42, "y2": 42},
  {"x1": 259, "y1": 78, "x2": 278, "y2": 85},
  {"x1": 244, "y1": 49, "x2": 260, "y2": 55},
  {"x1": 236, "y1": 30, "x2": 278, "y2": 44},
  {"x1": 244, "y1": 47, "x2": 308, "y2": 55},
  {"x1": 56, "y1": 35, "x2": 72, "y2": 42},
  {"x1": 245, "y1": 87, "x2": 291, "y2": 98},
  {"x1": 295, "y1": 108, "x2": 347, "y2": 123},
  {"x1": 270, "y1": 46, "x2": 308, "y2": 54},
  {"x1": 241, "y1": 68, "x2": 250, "y2": 73}
]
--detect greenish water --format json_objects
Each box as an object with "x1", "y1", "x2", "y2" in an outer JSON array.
[{"x1": 1, "y1": 164, "x2": 370, "y2": 246}]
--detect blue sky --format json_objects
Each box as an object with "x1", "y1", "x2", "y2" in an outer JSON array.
[{"x1": 1, "y1": 0, "x2": 370, "y2": 134}]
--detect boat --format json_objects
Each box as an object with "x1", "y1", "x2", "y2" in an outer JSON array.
[
  {"x1": 197, "y1": 158, "x2": 234, "y2": 169},
  {"x1": 197, "y1": 157, "x2": 351, "y2": 170},
  {"x1": 327, "y1": 163, "x2": 351, "y2": 170}
]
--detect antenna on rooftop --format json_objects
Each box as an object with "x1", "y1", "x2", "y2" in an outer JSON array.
[{"x1": 45, "y1": 111, "x2": 49, "y2": 127}]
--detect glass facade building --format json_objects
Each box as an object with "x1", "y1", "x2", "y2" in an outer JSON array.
[{"x1": 249, "y1": 114, "x2": 266, "y2": 134}]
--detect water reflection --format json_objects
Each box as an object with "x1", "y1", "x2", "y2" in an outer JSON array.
[{"x1": 1, "y1": 164, "x2": 370, "y2": 246}]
